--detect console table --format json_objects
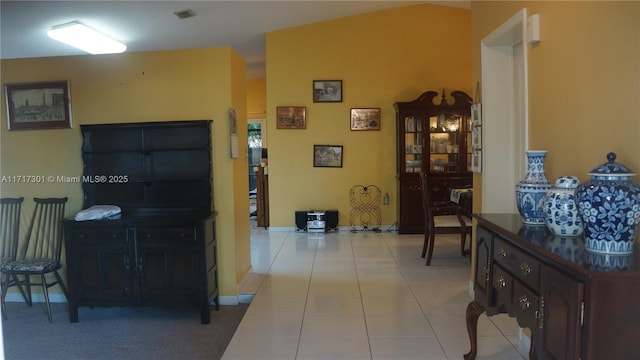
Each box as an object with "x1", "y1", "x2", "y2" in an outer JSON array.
[{"x1": 466, "y1": 214, "x2": 640, "y2": 360}]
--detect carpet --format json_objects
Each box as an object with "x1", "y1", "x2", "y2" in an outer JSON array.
[{"x1": 2, "y1": 302, "x2": 248, "y2": 360}]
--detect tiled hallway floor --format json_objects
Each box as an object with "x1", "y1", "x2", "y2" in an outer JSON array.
[{"x1": 222, "y1": 225, "x2": 529, "y2": 360}]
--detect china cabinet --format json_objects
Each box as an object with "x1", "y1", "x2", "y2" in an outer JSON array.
[
  {"x1": 394, "y1": 90, "x2": 472, "y2": 234},
  {"x1": 63, "y1": 120, "x2": 219, "y2": 324}
]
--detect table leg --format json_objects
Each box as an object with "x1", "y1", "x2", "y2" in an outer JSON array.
[{"x1": 464, "y1": 300, "x2": 485, "y2": 360}]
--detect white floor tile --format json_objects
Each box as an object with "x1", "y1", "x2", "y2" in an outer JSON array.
[
  {"x1": 369, "y1": 337, "x2": 448, "y2": 360},
  {"x1": 296, "y1": 337, "x2": 371, "y2": 360},
  {"x1": 223, "y1": 225, "x2": 529, "y2": 360},
  {"x1": 366, "y1": 314, "x2": 436, "y2": 338},
  {"x1": 300, "y1": 314, "x2": 368, "y2": 338}
]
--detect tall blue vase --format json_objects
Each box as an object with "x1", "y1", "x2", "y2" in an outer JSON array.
[{"x1": 516, "y1": 150, "x2": 551, "y2": 225}]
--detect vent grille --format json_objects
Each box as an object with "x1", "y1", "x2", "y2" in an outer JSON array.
[{"x1": 174, "y1": 9, "x2": 196, "y2": 19}]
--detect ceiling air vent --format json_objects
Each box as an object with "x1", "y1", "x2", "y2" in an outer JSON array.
[{"x1": 174, "y1": 9, "x2": 196, "y2": 19}]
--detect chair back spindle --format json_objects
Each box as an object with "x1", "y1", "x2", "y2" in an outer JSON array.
[
  {"x1": 21, "y1": 198, "x2": 67, "y2": 263},
  {"x1": 0, "y1": 197, "x2": 24, "y2": 264}
]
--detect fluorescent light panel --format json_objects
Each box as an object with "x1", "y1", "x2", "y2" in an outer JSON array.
[{"x1": 47, "y1": 22, "x2": 126, "y2": 55}]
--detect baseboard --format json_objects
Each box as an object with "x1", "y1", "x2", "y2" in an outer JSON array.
[
  {"x1": 5, "y1": 293, "x2": 250, "y2": 307},
  {"x1": 269, "y1": 225, "x2": 396, "y2": 233},
  {"x1": 519, "y1": 328, "x2": 532, "y2": 352},
  {"x1": 4, "y1": 293, "x2": 67, "y2": 303}
]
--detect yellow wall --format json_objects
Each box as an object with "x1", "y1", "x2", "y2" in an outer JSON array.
[
  {"x1": 471, "y1": 0, "x2": 640, "y2": 193},
  {"x1": 266, "y1": 4, "x2": 472, "y2": 227},
  {"x1": 247, "y1": 78, "x2": 267, "y2": 120},
  {"x1": 0, "y1": 47, "x2": 250, "y2": 300}
]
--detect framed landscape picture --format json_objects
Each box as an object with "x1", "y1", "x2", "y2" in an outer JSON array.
[
  {"x1": 314, "y1": 145, "x2": 343, "y2": 168},
  {"x1": 313, "y1": 80, "x2": 342, "y2": 103},
  {"x1": 350, "y1": 108, "x2": 380, "y2": 131},
  {"x1": 276, "y1": 106, "x2": 306, "y2": 129},
  {"x1": 5, "y1": 80, "x2": 72, "y2": 130}
]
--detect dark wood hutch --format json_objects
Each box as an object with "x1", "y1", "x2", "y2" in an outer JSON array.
[
  {"x1": 394, "y1": 90, "x2": 473, "y2": 234},
  {"x1": 63, "y1": 120, "x2": 219, "y2": 324}
]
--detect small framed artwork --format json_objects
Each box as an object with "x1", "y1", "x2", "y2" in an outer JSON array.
[
  {"x1": 314, "y1": 145, "x2": 343, "y2": 168},
  {"x1": 5, "y1": 80, "x2": 72, "y2": 131},
  {"x1": 471, "y1": 150, "x2": 482, "y2": 173},
  {"x1": 350, "y1": 108, "x2": 380, "y2": 131},
  {"x1": 470, "y1": 103, "x2": 482, "y2": 173},
  {"x1": 276, "y1": 106, "x2": 306, "y2": 129},
  {"x1": 313, "y1": 80, "x2": 342, "y2": 103}
]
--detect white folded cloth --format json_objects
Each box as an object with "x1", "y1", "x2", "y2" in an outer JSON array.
[{"x1": 75, "y1": 205, "x2": 122, "y2": 221}]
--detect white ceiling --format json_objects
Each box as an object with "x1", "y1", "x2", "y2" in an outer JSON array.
[{"x1": 0, "y1": 0, "x2": 470, "y2": 79}]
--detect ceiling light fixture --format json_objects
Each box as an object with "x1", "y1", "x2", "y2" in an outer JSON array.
[{"x1": 47, "y1": 21, "x2": 127, "y2": 55}]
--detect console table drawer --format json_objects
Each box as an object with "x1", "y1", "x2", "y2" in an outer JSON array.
[
  {"x1": 494, "y1": 237, "x2": 540, "y2": 289},
  {"x1": 492, "y1": 265, "x2": 513, "y2": 305}
]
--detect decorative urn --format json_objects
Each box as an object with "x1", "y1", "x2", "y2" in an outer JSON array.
[
  {"x1": 515, "y1": 150, "x2": 551, "y2": 225},
  {"x1": 575, "y1": 152, "x2": 640, "y2": 254},
  {"x1": 542, "y1": 176, "x2": 583, "y2": 236}
]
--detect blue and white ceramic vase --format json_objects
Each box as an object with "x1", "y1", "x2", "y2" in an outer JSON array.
[
  {"x1": 516, "y1": 150, "x2": 551, "y2": 225},
  {"x1": 542, "y1": 176, "x2": 583, "y2": 236},
  {"x1": 576, "y1": 152, "x2": 640, "y2": 254}
]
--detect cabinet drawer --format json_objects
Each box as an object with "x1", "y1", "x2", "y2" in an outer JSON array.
[
  {"x1": 493, "y1": 237, "x2": 540, "y2": 290},
  {"x1": 69, "y1": 228, "x2": 128, "y2": 244},
  {"x1": 138, "y1": 227, "x2": 195, "y2": 242},
  {"x1": 492, "y1": 265, "x2": 513, "y2": 306},
  {"x1": 512, "y1": 280, "x2": 541, "y2": 330}
]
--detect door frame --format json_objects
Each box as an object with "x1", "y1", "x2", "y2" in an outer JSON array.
[{"x1": 480, "y1": 8, "x2": 532, "y2": 214}]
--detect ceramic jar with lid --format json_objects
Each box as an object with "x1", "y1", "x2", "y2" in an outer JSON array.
[
  {"x1": 575, "y1": 152, "x2": 640, "y2": 254},
  {"x1": 542, "y1": 176, "x2": 583, "y2": 236}
]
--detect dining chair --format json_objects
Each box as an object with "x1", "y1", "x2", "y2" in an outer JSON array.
[
  {"x1": 1, "y1": 197, "x2": 69, "y2": 322},
  {"x1": 1, "y1": 197, "x2": 27, "y2": 320},
  {"x1": 419, "y1": 172, "x2": 472, "y2": 265}
]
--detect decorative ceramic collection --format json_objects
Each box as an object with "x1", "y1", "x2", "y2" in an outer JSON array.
[
  {"x1": 542, "y1": 176, "x2": 583, "y2": 236},
  {"x1": 515, "y1": 150, "x2": 551, "y2": 225},
  {"x1": 575, "y1": 152, "x2": 640, "y2": 255}
]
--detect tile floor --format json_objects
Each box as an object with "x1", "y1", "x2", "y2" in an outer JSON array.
[{"x1": 222, "y1": 224, "x2": 529, "y2": 360}]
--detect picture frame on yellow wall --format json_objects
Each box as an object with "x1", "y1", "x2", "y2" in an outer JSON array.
[
  {"x1": 350, "y1": 108, "x2": 380, "y2": 131},
  {"x1": 313, "y1": 80, "x2": 342, "y2": 103},
  {"x1": 276, "y1": 106, "x2": 306, "y2": 129},
  {"x1": 470, "y1": 103, "x2": 482, "y2": 173},
  {"x1": 5, "y1": 80, "x2": 72, "y2": 131},
  {"x1": 314, "y1": 145, "x2": 343, "y2": 168}
]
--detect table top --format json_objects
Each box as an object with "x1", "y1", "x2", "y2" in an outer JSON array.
[{"x1": 474, "y1": 213, "x2": 640, "y2": 274}]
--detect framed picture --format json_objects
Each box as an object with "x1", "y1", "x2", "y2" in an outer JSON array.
[
  {"x1": 276, "y1": 106, "x2": 306, "y2": 129},
  {"x1": 314, "y1": 145, "x2": 343, "y2": 168},
  {"x1": 350, "y1": 108, "x2": 380, "y2": 131},
  {"x1": 313, "y1": 80, "x2": 342, "y2": 103},
  {"x1": 470, "y1": 103, "x2": 482, "y2": 173},
  {"x1": 5, "y1": 81, "x2": 72, "y2": 131}
]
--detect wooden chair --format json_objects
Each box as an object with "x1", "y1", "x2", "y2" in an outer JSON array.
[
  {"x1": 419, "y1": 172, "x2": 472, "y2": 265},
  {"x1": 1, "y1": 197, "x2": 69, "y2": 322},
  {"x1": 1, "y1": 197, "x2": 27, "y2": 320}
]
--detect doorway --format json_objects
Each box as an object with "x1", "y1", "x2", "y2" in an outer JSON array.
[
  {"x1": 248, "y1": 120, "x2": 263, "y2": 217},
  {"x1": 480, "y1": 8, "x2": 531, "y2": 213}
]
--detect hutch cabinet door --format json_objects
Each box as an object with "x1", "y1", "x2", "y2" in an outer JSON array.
[
  {"x1": 538, "y1": 266, "x2": 584, "y2": 360},
  {"x1": 65, "y1": 225, "x2": 133, "y2": 306},
  {"x1": 136, "y1": 226, "x2": 202, "y2": 304}
]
